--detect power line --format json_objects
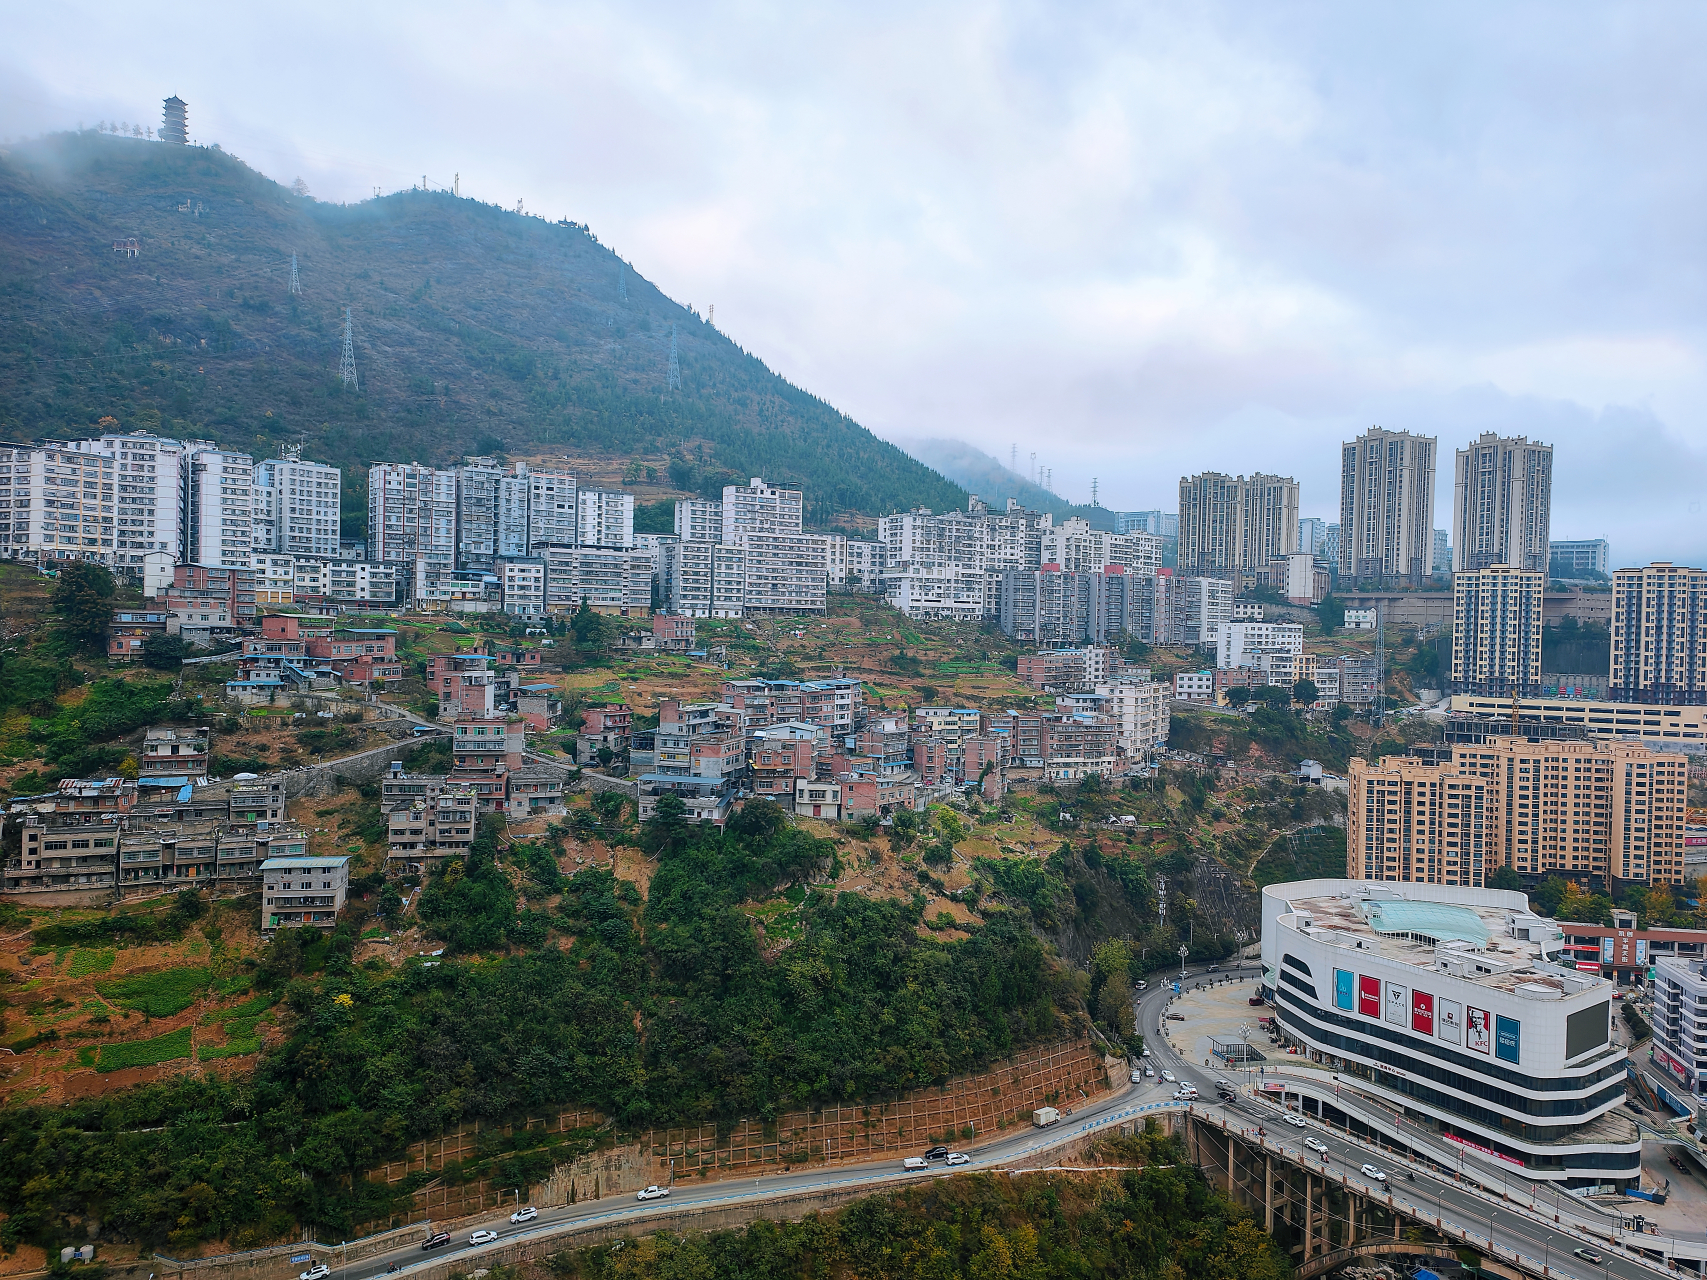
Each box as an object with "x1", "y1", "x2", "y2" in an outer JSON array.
[
  {"x1": 339, "y1": 307, "x2": 358, "y2": 390},
  {"x1": 667, "y1": 324, "x2": 681, "y2": 391}
]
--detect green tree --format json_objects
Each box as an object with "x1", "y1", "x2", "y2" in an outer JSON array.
[
  {"x1": 890, "y1": 807, "x2": 920, "y2": 850},
  {"x1": 1487, "y1": 865, "x2": 1523, "y2": 892},
  {"x1": 570, "y1": 597, "x2": 609, "y2": 647},
  {"x1": 1224, "y1": 687, "x2": 1251, "y2": 707},
  {"x1": 51, "y1": 563, "x2": 115, "y2": 651},
  {"x1": 1293, "y1": 679, "x2": 1318, "y2": 705},
  {"x1": 1317, "y1": 593, "x2": 1345, "y2": 633}
]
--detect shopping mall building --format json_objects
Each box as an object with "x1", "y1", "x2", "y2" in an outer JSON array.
[{"x1": 1261, "y1": 877, "x2": 1640, "y2": 1188}]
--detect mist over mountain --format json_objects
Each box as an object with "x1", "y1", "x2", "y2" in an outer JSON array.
[
  {"x1": 892, "y1": 436, "x2": 1122, "y2": 530},
  {"x1": 0, "y1": 131, "x2": 966, "y2": 532}
]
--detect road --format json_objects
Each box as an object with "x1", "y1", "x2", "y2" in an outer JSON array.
[
  {"x1": 1136, "y1": 966, "x2": 1679, "y2": 1280},
  {"x1": 336, "y1": 963, "x2": 1678, "y2": 1280},
  {"x1": 350, "y1": 1069, "x2": 1160, "y2": 1280}
]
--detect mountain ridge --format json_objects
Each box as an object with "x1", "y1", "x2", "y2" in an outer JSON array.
[{"x1": 0, "y1": 130, "x2": 967, "y2": 534}]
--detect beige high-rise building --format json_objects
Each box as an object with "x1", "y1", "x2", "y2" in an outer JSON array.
[
  {"x1": 1346, "y1": 755, "x2": 1491, "y2": 887},
  {"x1": 1451, "y1": 736, "x2": 1687, "y2": 888},
  {"x1": 1452, "y1": 433, "x2": 1553, "y2": 573},
  {"x1": 1339, "y1": 427, "x2": 1436, "y2": 585},
  {"x1": 1451, "y1": 565, "x2": 1544, "y2": 696},
  {"x1": 1176, "y1": 471, "x2": 1298, "y2": 575},
  {"x1": 1610, "y1": 561, "x2": 1707, "y2": 705},
  {"x1": 1349, "y1": 736, "x2": 1687, "y2": 890}
]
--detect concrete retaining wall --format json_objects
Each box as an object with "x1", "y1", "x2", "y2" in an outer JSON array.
[
  {"x1": 278, "y1": 736, "x2": 448, "y2": 800},
  {"x1": 154, "y1": 1223, "x2": 432, "y2": 1280}
]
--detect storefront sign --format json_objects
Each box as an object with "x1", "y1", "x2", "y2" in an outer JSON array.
[
  {"x1": 1443, "y1": 1131, "x2": 1525, "y2": 1168},
  {"x1": 1467, "y1": 1006, "x2": 1492, "y2": 1054},
  {"x1": 1384, "y1": 980, "x2": 1408, "y2": 1026},
  {"x1": 1358, "y1": 975, "x2": 1381, "y2": 1018},
  {"x1": 1495, "y1": 1014, "x2": 1521, "y2": 1065},
  {"x1": 1411, "y1": 990, "x2": 1434, "y2": 1035},
  {"x1": 1436, "y1": 998, "x2": 1463, "y2": 1045},
  {"x1": 1334, "y1": 969, "x2": 1354, "y2": 1012}
]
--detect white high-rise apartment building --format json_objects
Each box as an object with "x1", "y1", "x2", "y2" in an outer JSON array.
[
  {"x1": 1174, "y1": 575, "x2": 1234, "y2": 647},
  {"x1": 1451, "y1": 564, "x2": 1544, "y2": 696},
  {"x1": 69, "y1": 431, "x2": 190, "y2": 567},
  {"x1": 368, "y1": 463, "x2": 457, "y2": 599},
  {"x1": 524, "y1": 466, "x2": 577, "y2": 551},
  {"x1": 0, "y1": 443, "x2": 116, "y2": 563},
  {"x1": 722, "y1": 477, "x2": 802, "y2": 541},
  {"x1": 186, "y1": 445, "x2": 255, "y2": 569},
  {"x1": 1452, "y1": 433, "x2": 1553, "y2": 574},
  {"x1": 1610, "y1": 562, "x2": 1707, "y2": 706},
  {"x1": 577, "y1": 490, "x2": 634, "y2": 548},
  {"x1": 253, "y1": 447, "x2": 340, "y2": 558},
  {"x1": 455, "y1": 457, "x2": 506, "y2": 571},
  {"x1": 1339, "y1": 427, "x2": 1436, "y2": 586},
  {"x1": 738, "y1": 533, "x2": 828, "y2": 614},
  {"x1": 496, "y1": 473, "x2": 531, "y2": 557},
  {"x1": 674, "y1": 499, "x2": 722, "y2": 541},
  {"x1": 1040, "y1": 518, "x2": 1161, "y2": 575}
]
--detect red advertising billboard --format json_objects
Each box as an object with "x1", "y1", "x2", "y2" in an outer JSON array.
[
  {"x1": 1358, "y1": 975, "x2": 1381, "y2": 1017},
  {"x1": 1411, "y1": 989, "x2": 1434, "y2": 1035}
]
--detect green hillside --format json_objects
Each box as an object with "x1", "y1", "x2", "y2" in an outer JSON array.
[{"x1": 0, "y1": 131, "x2": 966, "y2": 532}]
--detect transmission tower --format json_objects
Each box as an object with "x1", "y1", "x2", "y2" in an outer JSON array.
[
  {"x1": 288, "y1": 252, "x2": 301, "y2": 295},
  {"x1": 1030, "y1": 452, "x2": 1036, "y2": 484},
  {"x1": 1010, "y1": 444, "x2": 1017, "y2": 474},
  {"x1": 339, "y1": 308, "x2": 358, "y2": 390},
  {"x1": 667, "y1": 324, "x2": 681, "y2": 391},
  {"x1": 618, "y1": 265, "x2": 627, "y2": 302},
  {"x1": 1091, "y1": 477, "x2": 1098, "y2": 507}
]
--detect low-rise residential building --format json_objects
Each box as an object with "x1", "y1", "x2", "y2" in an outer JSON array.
[
  {"x1": 506, "y1": 764, "x2": 566, "y2": 820},
  {"x1": 841, "y1": 771, "x2": 918, "y2": 817},
  {"x1": 2, "y1": 778, "x2": 134, "y2": 900},
  {"x1": 794, "y1": 777, "x2": 842, "y2": 820},
  {"x1": 142, "y1": 726, "x2": 210, "y2": 783},
  {"x1": 1217, "y1": 621, "x2": 1305, "y2": 671},
  {"x1": 108, "y1": 609, "x2": 169, "y2": 662},
  {"x1": 500, "y1": 556, "x2": 547, "y2": 617},
  {"x1": 261, "y1": 854, "x2": 350, "y2": 935},
  {"x1": 513, "y1": 683, "x2": 562, "y2": 733},
  {"x1": 450, "y1": 716, "x2": 526, "y2": 814},
  {"x1": 164, "y1": 562, "x2": 257, "y2": 644},
  {"x1": 652, "y1": 613, "x2": 696, "y2": 650},
  {"x1": 579, "y1": 705, "x2": 632, "y2": 761},
  {"x1": 1017, "y1": 646, "x2": 1126, "y2": 691},
  {"x1": 1173, "y1": 670, "x2": 1215, "y2": 701},
  {"x1": 430, "y1": 652, "x2": 497, "y2": 719},
  {"x1": 1094, "y1": 680, "x2": 1170, "y2": 758}
]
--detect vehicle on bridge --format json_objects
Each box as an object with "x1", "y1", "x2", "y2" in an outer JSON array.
[
  {"x1": 636, "y1": 1186, "x2": 671, "y2": 1201},
  {"x1": 421, "y1": 1234, "x2": 451, "y2": 1251},
  {"x1": 1361, "y1": 1163, "x2": 1387, "y2": 1182},
  {"x1": 510, "y1": 1207, "x2": 538, "y2": 1224},
  {"x1": 469, "y1": 1231, "x2": 498, "y2": 1245}
]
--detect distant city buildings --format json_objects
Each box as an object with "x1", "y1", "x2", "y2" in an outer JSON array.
[
  {"x1": 1177, "y1": 471, "x2": 1299, "y2": 576},
  {"x1": 1339, "y1": 427, "x2": 1436, "y2": 586},
  {"x1": 1550, "y1": 538, "x2": 1610, "y2": 578},
  {"x1": 1452, "y1": 433, "x2": 1553, "y2": 573}
]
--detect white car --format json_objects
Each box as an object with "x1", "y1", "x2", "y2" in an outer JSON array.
[
  {"x1": 1304, "y1": 1137, "x2": 1328, "y2": 1154},
  {"x1": 300, "y1": 1266, "x2": 330, "y2": 1280},
  {"x1": 1131, "y1": 1070, "x2": 1143, "y2": 1084},
  {"x1": 1361, "y1": 1163, "x2": 1387, "y2": 1182},
  {"x1": 509, "y1": 1207, "x2": 538, "y2": 1224},
  {"x1": 946, "y1": 1152, "x2": 970, "y2": 1166},
  {"x1": 1161, "y1": 1070, "x2": 1176, "y2": 1083},
  {"x1": 469, "y1": 1230, "x2": 499, "y2": 1245},
  {"x1": 1285, "y1": 1113, "x2": 1307, "y2": 1128},
  {"x1": 637, "y1": 1185, "x2": 671, "y2": 1201}
]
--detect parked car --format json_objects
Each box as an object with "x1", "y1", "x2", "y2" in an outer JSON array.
[
  {"x1": 1361, "y1": 1164, "x2": 1387, "y2": 1182},
  {"x1": 422, "y1": 1233, "x2": 452, "y2": 1251},
  {"x1": 1142, "y1": 1048, "x2": 1152, "y2": 1058},
  {"x1": 1304, "y1": 1137, "x2": 1328, "y2": 1154},
  {"x1": 1167, "y1": 1013, "x2": 1186, "y2": 1022},
  {"x1": 510, "y1": 1207, "x2": 538, "y2": 1224},
  {"x1": 300, "y1": 1266, "x2": 330, "y2": 1280},
  {"x1": 636, "y1": 1186, "x2": 671, "y2": 1201},
  {"x1": 1131, "y1": 1070, "x2": 1143, "y2": 1084},
  {"x1": 469, "y1": 1231, "x2": 499, "y2": 1246},
  {"x1": 1248, "y1": 996, "x2": 1265, "y2": 1006},
  {"x1": 925, "y1": 1145, "x2": 950, "y2": 1161},
  {"x1": 946, "y1": 1152, "x2": 970, "y2": 1166}
]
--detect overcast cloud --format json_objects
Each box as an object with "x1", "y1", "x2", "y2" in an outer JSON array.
[{"x1": 4, "y1": 2, "x2": 1705, "y2": 563}]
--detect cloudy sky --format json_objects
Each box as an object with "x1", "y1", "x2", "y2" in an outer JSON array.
[{"x1": 6, "y1": 2, "x2": 1706, "y2": 564}]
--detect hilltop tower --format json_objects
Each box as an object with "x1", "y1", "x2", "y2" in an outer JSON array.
[{"x1": 161, "y1": 96, "x2": 187, "y2": 145}]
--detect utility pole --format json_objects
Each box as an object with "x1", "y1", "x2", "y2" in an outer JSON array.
[{"x1": 338, "y1": 308, "x2": 357, "y2": 390}]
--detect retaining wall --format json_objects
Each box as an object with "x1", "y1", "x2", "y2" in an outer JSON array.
[{"x1": 361, "y1": 1039, "x2": 1110, "y2": 1229}]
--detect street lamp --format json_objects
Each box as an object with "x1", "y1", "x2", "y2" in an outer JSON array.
[{"x1": 1178, "y1": 943, "x2": 1189, "y2": 978}]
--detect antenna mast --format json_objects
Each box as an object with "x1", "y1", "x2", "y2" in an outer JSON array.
[{"x1": 339, "y1": 308, "x2": 358, "y2": 390}]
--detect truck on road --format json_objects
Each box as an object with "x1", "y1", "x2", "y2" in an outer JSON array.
[{"x1": 1032, "y1": 1106, "x2": 1061, "y2": 1128}]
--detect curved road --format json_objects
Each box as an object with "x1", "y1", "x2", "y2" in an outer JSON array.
[{"x1": 341, "y1": 963, "x2": 1674, "y2": 1280}]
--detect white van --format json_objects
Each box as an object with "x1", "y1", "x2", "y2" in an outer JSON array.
[{"x1": 902, "y1": 1156, "x2": 929, "y2": 1171}]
